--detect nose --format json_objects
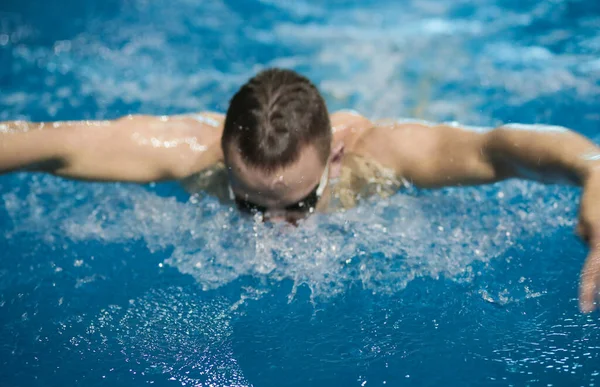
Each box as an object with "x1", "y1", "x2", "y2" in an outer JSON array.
[
  {"x1": 263, "y1": 210, "x2": 301, "y2": 226},
  {"x1": 264, "y1": 210, "x2": 287, "y2": 223}
]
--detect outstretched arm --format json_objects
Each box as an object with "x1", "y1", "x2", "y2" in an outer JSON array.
[
  {"x1": 0, "y1": 114, "x2": 224, "y2": 182},
  {"x1": 358, "y1": 121, "x2": 600, "y2": 312}
]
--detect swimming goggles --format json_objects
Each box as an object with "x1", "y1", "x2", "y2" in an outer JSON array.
[{"x1": 229, "y1": 162, "x2": 329, "y2": 216}]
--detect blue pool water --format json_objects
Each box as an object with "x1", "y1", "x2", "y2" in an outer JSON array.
[{"x1": 1, "y1": 0, "x2": 600, "y2": 386}]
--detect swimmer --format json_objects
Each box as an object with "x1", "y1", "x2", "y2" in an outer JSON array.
[{"x1": 1, "y1": 68, "x2": 600, "y2": 313}]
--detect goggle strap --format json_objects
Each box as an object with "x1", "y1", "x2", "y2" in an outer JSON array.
[{"x1": 316, "y1": 162, "x2": 330, "y2": 198}]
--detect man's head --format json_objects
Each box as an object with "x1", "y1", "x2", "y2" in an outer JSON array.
[{"x1": 221, "y1": 68, "x2": 340, "y2": 222}]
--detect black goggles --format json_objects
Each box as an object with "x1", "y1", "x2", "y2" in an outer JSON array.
[{"x1": 229, "y1": 163, "x2": 329, "y2": 216}]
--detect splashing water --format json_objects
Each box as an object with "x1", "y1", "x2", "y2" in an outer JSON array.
[
  {"x1": 58, "y1": 288, "x2": 250, "y2": 386},
  {"x1": 2, "y1": 0, "x2": 600, "y2": 385},
  {"x1": 1, "y1": 172, "x2": 579, "y2": 302},
  {"x1": 1, "y1": 171, "x2": 590, "y2": 386}
]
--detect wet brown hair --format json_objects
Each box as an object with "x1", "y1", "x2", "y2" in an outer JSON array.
[{"x1": 221, "y1": 68, "x2": 331, "y2": 172}]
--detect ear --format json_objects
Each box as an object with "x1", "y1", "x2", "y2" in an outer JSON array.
[{"x1": 329, "y1": 141, "x2": 345, "y2": 179}]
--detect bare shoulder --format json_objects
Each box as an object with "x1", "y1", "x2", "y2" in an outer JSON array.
[
  {"x1": 351, "y1": 121, "x2": 489, "y2": 177},
  {"x1": 165, "y1": 111, "x2": 225, "y2": 134},
  {"x1": 330, "y1": 110, "x2": 373, "y2": 129},
  {"x1": 330, "y1": 110, "x2": 374, "y2": 149},
  {"x1": 350, "y1": 122, "x2": 438, "y2": 170},
  {"x1": 111, "y1": 112, "x2": 225, "y2": 177},
  {"x1": 114, "y1": 112, "x2": 224, "y2": 127},
  {"x1": 184, "y1": 112, "x2": 226, "y2": 128}
]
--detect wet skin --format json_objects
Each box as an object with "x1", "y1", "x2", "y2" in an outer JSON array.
[{"x1": 1, "y1": 111, "x2": 600, "y2": 312}]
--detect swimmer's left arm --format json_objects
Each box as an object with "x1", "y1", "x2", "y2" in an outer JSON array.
[
  {"x1": 359, "y1": 122, "x2": 600, "y2": 313},
  {"x1": 361, "y1": 122, "x2": 599, "y2": 187},
  {"x1": 480, "y1": 125, "x2": 600, "y2": 315}
]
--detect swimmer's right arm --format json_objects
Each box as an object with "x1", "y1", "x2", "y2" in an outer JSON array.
[{"x1": 0, "y1": 114, "x2": 224, "y2": 182}]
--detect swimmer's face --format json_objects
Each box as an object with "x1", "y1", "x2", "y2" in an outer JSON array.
[{"x1": 226, "y1": 144, "x2": 335, "y2": 223}]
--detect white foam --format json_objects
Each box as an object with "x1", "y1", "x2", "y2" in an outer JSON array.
[
  {"x1": 57, "y1": 287, "x2": 250, "y2": 385},
  {"x1": 0, "y1": 0, "x2": 593, "y2": 302},
  {"x1": 2, "y1": 173, "x2": 578, "y2": 302}
]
